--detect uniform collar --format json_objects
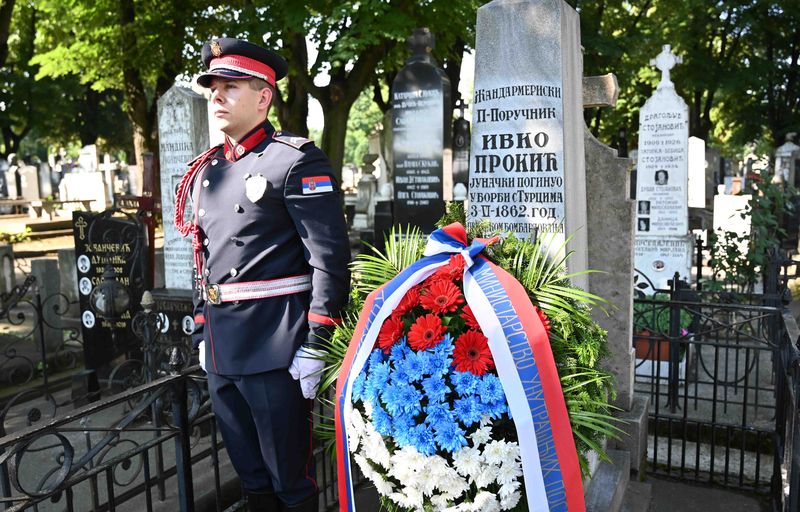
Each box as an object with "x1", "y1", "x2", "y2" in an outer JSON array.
[{"x1": 223, "y1": 121, "x2": 275, "y2": 161}]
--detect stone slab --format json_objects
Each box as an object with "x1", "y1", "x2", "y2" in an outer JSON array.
[
  {"x1": 612, "y1": 394, "x2": 650, "y2": 474},
  {"x1": 620, "y1": 479, "x2": 652, "y2": 512},
  {"x1": 585, "y1": 448, "x2": 630, "y2": 512},
  {"x1": 0, "y1": 244, "x2": 14, "y2": 294}
]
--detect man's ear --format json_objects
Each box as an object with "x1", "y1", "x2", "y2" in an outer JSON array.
[{"x1": 258, "y1": 86, "x2": 273, "y2": 114}]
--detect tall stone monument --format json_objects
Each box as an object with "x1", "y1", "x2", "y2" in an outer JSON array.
[
  {"x1": 634, "y1": 45, "x2": 691, "y2": 292},
  {"x1": 467, "y1": 0, "x2": 588, "y2": 287},
  {"x1": 157, "y1": 85, "x2": 210, "y2": 291},
  {"x1": 391, "y1": 28, "x2": 451, "y2": 233}
]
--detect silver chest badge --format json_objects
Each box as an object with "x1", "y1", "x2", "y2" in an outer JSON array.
[{"x1": 245, "y1": 173, "x2": 267, "y2": 203}]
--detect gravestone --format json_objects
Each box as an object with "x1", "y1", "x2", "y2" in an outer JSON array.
[
  {"x1": 59, "y1": 172, "x2": 108, "y2": 211},
  {"x1": 72, "y1": 211, "x2": 149, "y2": 370},
  {"x1": 391, "y1": 28, "x2": 451, "y2": 232},
  {"x1": 157, "y1": 85, "x2": 210, "y2": 291},
  {"x1": 0, "y1": 244, "x2": 14, "y2": 295},
  {"x1": 58, "y1": 248, "x2": 79, "y2": 306},
  {"x1": 713, "y1": 194, "x2": 751, "y2": 257},
  {"x1": 452, "y1": 99, "x2": 471, "y2": 190},
  {"x1": 38, "y1": 162, "x2": 53, "y2": 199},
  {"x1": 78, "y1": 144, "x2": 99, "y2": 172},
  {"x1": 634, "y1": 45, "x2": 692, "y2": 292},
  {"x1": 152, "y1": 85, "x2": 212, "y2": 350},
  {"x1": 0, "y1": 158, "x2": 8, "y2": 198},
  {"x1": 467, "y1": 0, "x2": 588, "y2": 288},
  {"x1": 31, "y1": 259, "x2": 61, "y2": 350},
  {"x1": 705, "y1": 146, "x2": 720, "y2": 209},
  {"x1": 18, "y1": 165, "x2": 41, "y2": 201},
  {"x1": 688, "y1": 137, "x2": 706, "y2": 209}
]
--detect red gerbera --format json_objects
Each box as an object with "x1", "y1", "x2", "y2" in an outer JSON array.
[
  {"x1": 431, "y1": 254, "x2": 467, "y2": 281},
  {"x1": 461, "y1": 305, "x2": 481, "y2": 330},
  {"x1": 408, "y1": 314, "x2": 446, "y2": 350},
  {"x1": 395, "y1": 286, "x2": 420, "y2": 316},
  {"x1": 536, "y1": 306, "x2": 551, "y2": 337},
  {"x1": 377, "y1": 314, "x2": 404, "y2": 353},
  {"x1": 453, "y1": 330, "x2": 494, "y2": 375},
  {"x1": 420, "y1": 280, "x2": 464, "y2": 314}
]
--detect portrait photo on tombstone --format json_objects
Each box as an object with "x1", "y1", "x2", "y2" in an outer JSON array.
[
  {"x1": 638, "y1": 200, "x2": 651, "y2": 215},
  {"x1": 638, "y1": 217, "x2": 650, "y2": 232},
  {"x1": 655, "y1": 169, "x2": 669, "y2": 185}
]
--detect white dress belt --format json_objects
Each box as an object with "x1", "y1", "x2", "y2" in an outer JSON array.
[{"x1": 204, "y1": 274, "x2": 311, "y2": 305}]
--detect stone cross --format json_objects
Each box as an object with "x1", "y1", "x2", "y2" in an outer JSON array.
[{"x1": 651, "y1": 44, "x2": 682, "y2": 89}]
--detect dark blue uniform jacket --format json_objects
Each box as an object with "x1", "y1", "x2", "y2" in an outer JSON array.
[{"x1": 187, "y1": 121, "x2": 350, "y2": 376}]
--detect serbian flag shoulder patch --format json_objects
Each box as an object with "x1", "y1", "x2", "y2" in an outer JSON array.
[{"x1": 302, "y1": 176, "x2": 334, "y2": 194}]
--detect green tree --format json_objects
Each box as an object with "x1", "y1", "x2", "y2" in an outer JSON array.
[{"x1": 343, "y1": 88, "x2": 384, "y2": 167}]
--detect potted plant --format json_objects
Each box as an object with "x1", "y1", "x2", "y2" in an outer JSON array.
[{"x1": 633, "y1": 292, "x2": 693, "y2": 378}]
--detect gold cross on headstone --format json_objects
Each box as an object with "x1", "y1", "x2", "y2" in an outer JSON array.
[
  {"x1": 651, "y1": 44, "x2": 682, "y2": 89},
  {"x1": 75, "y1": 216, "x2": 88, "y2": 240}
]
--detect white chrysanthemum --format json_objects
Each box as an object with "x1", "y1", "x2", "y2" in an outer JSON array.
[
  {"x1": 483, "y1": 440, "x2": 509, "y2": 466},
  {"x1": 363, "y1": 400, "x2": 374, "y2": 418},
  {"x1": 452, "y1": 446, "x2": 482, "y2": 478},
  {"x1": 431, "y1": 494, "x2": 450, "y2": 510},
  {"x1": 438, "y1": 473, "x2": 469, "y2": 500},
  {"x1": 498, "y1": 480, "x2": 521, "y2": 497},
  {"x1": 353, "y1": 454, "x2": 376, "y2": 481},
  {"x1": 389, "y1": 487, "x2": 424, "y2": 509},
  {"x1": 473, "y1": 491, "x2": 501, "y2": 512},
  {"x1": 499, "y1": 490, "x2": 522, "y2": 510},
  {"x1": 372, "y1": 473, "x2": 395, "y2": 497},
  {"x1": 347, "y1": 411, "x2": 365, "y2": 450},
  {"x1": 480, "y1": 414, "x2": 493, "y2": 426},
  {"x1": 469, "y1": 424, "x2": 492, "y2": 447},
  {"x1": 495, "y1": 460, "x2": 523, "y2": 486},
  {"x1": 361, "y1": 430, "x2": 391, "y2": 467},
  {"x1": 388, "y1": 446, "x2": 425, "y2": 483},
  {"x1": 474, "y1": 466, "x2": 497, "y2": 489}
]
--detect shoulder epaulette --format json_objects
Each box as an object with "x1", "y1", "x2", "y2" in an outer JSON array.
[
  {"x1": 272, "y1": 132, "x2": 313, "y2": 149},
  {"x1": 187, "y1": 144, "x2": 222, "y2": 167}
]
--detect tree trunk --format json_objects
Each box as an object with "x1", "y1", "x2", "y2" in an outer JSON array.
[
  {"x1": 0, "y1": 0, "x2": 15, "y2": 68},
  {"x1": 275, "y1": 31, "x2": 309, "y2": 136},
  {"x1": 320, "y1": 104, "x2": 352, "y2": 183},
  {"x1": 1, "y1": 127, "x2": 19, "y2": 156}
]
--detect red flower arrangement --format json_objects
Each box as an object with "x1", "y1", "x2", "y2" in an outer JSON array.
[
  {"x1": 453, "y1": 330, "x2": 494, "y2": 375},
  {"x1": 420, "y1": 280, "x2": 464, "y2": 314},
  {"x1": 373, "y1": 255, "x2": 551, "y2": 377},
  {"x1": 408, "y1": 314, "x2": 447, "y2": 351}
]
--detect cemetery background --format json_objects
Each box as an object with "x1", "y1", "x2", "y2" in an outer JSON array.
[{"x1": 0, "y1": 0, "x2": 799, "y2": 511}]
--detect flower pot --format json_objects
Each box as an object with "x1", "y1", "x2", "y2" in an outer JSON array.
[
  {"x1": 633, "y1": 330, "x2": 670, "y2": 361},
  {"x1": 634, "y1": 333, "x2": 693, "y2": 381}
]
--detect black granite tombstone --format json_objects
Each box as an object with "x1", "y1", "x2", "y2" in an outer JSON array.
[
  {"x1": 452, "y1": 98, "x2": 470, "y2": 189},
  {"x1": 391, "y1": 28, "x2": 451, "y2": 232},
  {"x1": 73, "y1": 210, "x2": 149, "y2": 370}
]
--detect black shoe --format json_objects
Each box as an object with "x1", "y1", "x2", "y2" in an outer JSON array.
[
  {"x1": 246, "y1": 491, "x2": 281, "y2": 512},
  {"x1": 280, "y1": 494, "x2": 318, "y2": 512}
]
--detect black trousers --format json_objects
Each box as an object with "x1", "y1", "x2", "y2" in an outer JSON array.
[{"x1": 207, "y1": 369, "x2": 317, "y2": 506}]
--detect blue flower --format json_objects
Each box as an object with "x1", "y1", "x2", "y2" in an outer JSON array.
[
  {"x1": 409, "y1": 424, "x2": 437, "y2": 456},
  {"x1": 425, "y1": 401, "x2": 453, "y2": 426},
  {"x1": 450, "y1": 370, "x2": 480, "y2": 396},
  {"x1": 372, "y1": 403, "x2": 393, "y2": 436},
  {"x1": 398, "y1": 351, "x2": 426, "y2": 382},
  {"x1": 364, "y1": 362, "x2": 391, "y2": 404},
  {"x1": 433, "y1": 334, "x2": 455, "y2": 357},
  {"x1": 381, "y1": 381, "x2": 422, "y2": 416},
  {"x1": 477, "y1": 373, "x2": 505, "y2": 404},
  {"x1": 453, "y1": 396, "x2": 482, "y2": 427},
  {"x1": 390, "y1": 338, "x2": 411, "y2": 361},
  {"x1": 392, "y1": 413, "x2": 416, "y2": 447},
  {"x1": 367, "y1": 348, "x2": 384, "y2": 369},
  {"x1": 422, "y1": 375, "x2": 449, "y2": 403},
  {"x1": 482, "y1": 399, "x2": 509, "y2": 419},
  {"x1": 352, "y1": 372, "x2": 366, "y2": 402},
  {"x1": 433, "y1": 420, "x2": 468, "y2": 453}
]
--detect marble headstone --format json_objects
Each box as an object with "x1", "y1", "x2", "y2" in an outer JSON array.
[
  {"x1": 157, "y1": 85, "x2": 210, "y2": 290},
  {"x1": 634, "y1": 45, "x2": 691, "y2": 292},
  {"x1": 17, "y1": 165, "x2": 41, "y2": 200},
  {"x1": 688, "y1": 136, "x2": 706, "y2": 209},
  {"x1": 467, "y1": 0, "x2": 588, "y2": 286},
  {"x1": 391, "y1": 28, "x2": 451, "y2": 233}
]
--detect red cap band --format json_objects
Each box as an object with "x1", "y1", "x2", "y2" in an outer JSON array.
[{"x1": 209, "y1": 55, "x2": 276, "y2": 86}]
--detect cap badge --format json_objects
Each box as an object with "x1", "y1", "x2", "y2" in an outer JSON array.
[
  {"x1": 245, "y1": 174, "x2": 268, "y2": 203},
  {"x1": 210, "y1": 40, "x2": 222, "y2": 57}
]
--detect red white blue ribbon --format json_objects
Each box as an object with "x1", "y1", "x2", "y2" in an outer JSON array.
[{"x1": 335, "y1": 223, "x2": 585, "y2": 511}]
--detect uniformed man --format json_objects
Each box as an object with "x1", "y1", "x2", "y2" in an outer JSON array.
[{"x1": 175, "y1": 38, "x2": 350, "y2": 512}]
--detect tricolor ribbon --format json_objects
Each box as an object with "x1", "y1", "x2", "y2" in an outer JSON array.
[{"x1": 335, "y1": 223, "x2": 585, "y2": 512}]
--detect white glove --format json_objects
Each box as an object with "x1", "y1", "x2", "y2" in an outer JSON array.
[
  {"x1": 289, "y1": 346, "x2": 326, "y2": 399},
  {"x1": 198, "y1": 341, "x2": 206, "y2": 373}
]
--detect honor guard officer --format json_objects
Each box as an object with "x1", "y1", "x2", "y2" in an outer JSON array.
[{"x1": 175, "y1": 38, "x2": 350, "y2": 512}]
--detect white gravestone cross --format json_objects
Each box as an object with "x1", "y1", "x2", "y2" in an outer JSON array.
[{"x1": 634, "y1": 44, "x2": 692, "y2": 291}]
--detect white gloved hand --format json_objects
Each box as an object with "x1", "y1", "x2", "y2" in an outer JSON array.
[
  {"x1": 289, "y1": 346, "x2": 326, "y2": 399},
  {"x1": 198, "y1": 341, "x2": 206, "y2": 373}
]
